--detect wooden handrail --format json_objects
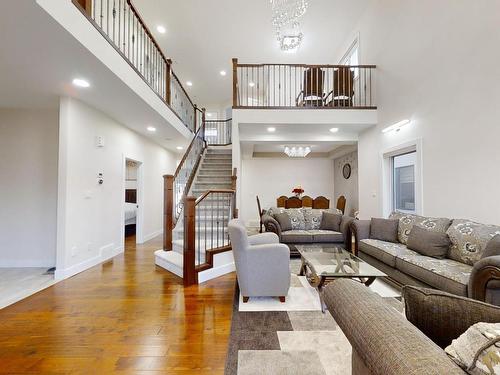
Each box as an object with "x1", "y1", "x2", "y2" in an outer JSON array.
[
  {"x1": 173, "y1": 116, "x2": 205, "y2": 178},
  {"x1": 204, "y1": 118, "x2": 233, "y2": 123}
]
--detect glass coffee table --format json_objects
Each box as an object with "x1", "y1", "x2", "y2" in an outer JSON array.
[{"x1": 296, "y1": 244, "x2": 387, "y2": 312}]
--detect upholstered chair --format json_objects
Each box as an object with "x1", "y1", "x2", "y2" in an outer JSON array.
[{"x1": 228, "y1": 219, "x2": 290, "y2": 302}]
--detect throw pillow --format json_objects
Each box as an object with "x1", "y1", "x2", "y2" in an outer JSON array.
[
  {"x1": 320, "y1": 212, "x2": 342, "y2": 232},
  {"x1": 447, "y1": 219, "x2": 500, "y2": 266},
  {"x1": 389, "y1": 212, "x2": 451, "y2": 245},
  {"x1": 274, "y1": 212, "x2": 292, "y2": 231},
  {"x1": 482, "y1": 235, "x2": 500, "y2": 259},
  {"x1": 407, "y1": 226, "x2": 451, "y2": 259},
  {"x1": 370, "y1": 218, "x2": 399, "y2": 243},
  {"x1": 283, "y1": 208, "x2": 306, "y2": 230},
  {"x1": 445, "y1": 322, "x2": 500, "y2": 374},
  {"x1": 303, "y1": 209, "x2": 323, "y2": 230}
]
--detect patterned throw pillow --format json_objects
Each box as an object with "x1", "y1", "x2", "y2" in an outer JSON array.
[
  {"x1": 389, "y1": 212, "x2": 451, "y2": 245},
  {"x1": 447, "y1": 219, "x2": 500, "y2": 266},
  {"x1": 445, "y1": 322, "x2": 500, "y2": 374},
  {"x1": 303, "y1": 209, "x2": 323, "y2": 230},
  {"x1": 267, "y1": 207, "x2": 285, "y2": 217},
  {"x1": 283, "y1": 208, "x2": 306, "y2": 230}
]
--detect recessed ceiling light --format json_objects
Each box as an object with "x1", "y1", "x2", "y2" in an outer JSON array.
[
  {"x1": 186, "y1": 81, "x2": 193, "y2": 87},
  {"x1": 72, "y1": 78, "x2": 90, "y2": 88},
  {"x1": 220, "y1": 70, "x2": 227, "y2": 76},
  {"x1": 157, "y1": 25, "x2": 166, "y2": 34},
  {"x1": 147, "y1": 126, "x2": 156, "y2": 132},
  {"x1": 249, "y1": 82, "x2": 255, "y2": 87},
  {"x1": 382, "y1": 119, "x2": 411, "y2": 133},
  {"x1": 206, "y1": 113, "x2": 213, "y2": 117},
  {"x1": 267, "y1": 127, "x2": 276, "y2": 132},
  {"x1": 329, "y1": 128, "x2": 339, "y2": 133},
  {"x1": 176, "y1": 146, "x2": 183, "y2": 150}
]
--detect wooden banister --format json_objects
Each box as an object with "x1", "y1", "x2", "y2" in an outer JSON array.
[
  {"x1": 183, "y1": 196, "x2": 197, "y2": 286},
  {"x1": 165, "y1": 59, "x2": 172, "y2": 105},
  {"x1": 232, "y1": 58, "x2": 238, "y2": 108},
  {"x1": 163, "y1": 175, "x2": 174, "y2": 251}
]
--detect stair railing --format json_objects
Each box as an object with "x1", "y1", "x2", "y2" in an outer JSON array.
[
  {"x1": 163, "y1": 107, "x2": 206, "y2": 251},
  {"x1": 183, "y1": 168, "x2": 238, "y2": 286},
  {"x1": 73, "y1": 0, "x2": 198, "y2": 131},
  {"x1": 204, "y1": 119, "x2": 232, "y2": 146}
]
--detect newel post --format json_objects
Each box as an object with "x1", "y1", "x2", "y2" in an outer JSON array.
[
  {"x1": 201, "y1": 108, "x2": 206, "y2": 143},
  {"x1": 193, "y1": 104, "x2": 198, "y2": 132},
  {"x1": 163, "y1": 175, "x2": 174, "y2": 251},
  {"x1": 183, "y1": 196, "x2": 197, "y2": 286},
  {"x1": 232, "y1": 58, "x2": 238, "y2": 108},
  {"x1": 75, "y1": 0, "x2": 92, "y2": 15},
  {"x1": 165, "y1": 58, "x2": 172, "y2": 105},
  {"x1": 232, "y1": 168, "x2": 238, "y2": 218}
]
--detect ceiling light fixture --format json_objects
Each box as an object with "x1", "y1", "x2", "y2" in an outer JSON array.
[
  {"x1": 249, "y1": 82, "x2": 255, "y2": 87},
  {"x1": 176, "y1": 146, "x2": 183, "y2": 150},
  {"x1": 267, "y1": 127, "x2": 276, "y2": 132},
  {"x1": 72, "y1": 78, "x2": 90, "y2": 88},
  {"x1": 270, "y1": 0, "x2": 309, "y2": 52},
  {"x1": 329, "y1": 128, "x2": 339, "y2": 133},
  {"x1": 382, "y1": 119, "x2": 411, "y2": 133},
  {"x1": 186, "y1": 81, "x2": 193, "y2": 87},
  {"x1": 284, "y1": 145, "x2": 311, "y2": 158},
  {"x1": 156, "y1": 25, "x2": 166, "y2": 34},
  {"x1": 147, "y1": 126, "x2": 156, "y2": 132},
  {"x1": 220, "y1": 70, "x2": 227, "y2": 76}
]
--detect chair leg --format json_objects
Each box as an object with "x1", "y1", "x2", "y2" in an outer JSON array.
[
  {"x1": 279, "y1": 296, "x2": 286, "y2": 303},
  {"x1": 243, "y1": 296, "x2": 249, "y2": 303}
]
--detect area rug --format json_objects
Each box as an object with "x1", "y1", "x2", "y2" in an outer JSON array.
[{"x1": 225, "y1": 260, "x2": 403, "y2": 375}]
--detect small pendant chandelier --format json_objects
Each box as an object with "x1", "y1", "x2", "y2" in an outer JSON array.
[{"x1": 270, "y1": 0, "x2": 309, "y2": 52}]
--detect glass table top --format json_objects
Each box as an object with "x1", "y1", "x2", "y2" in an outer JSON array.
[{"x1": 295, "y1": 244, "x2": 387, "y2": 278}]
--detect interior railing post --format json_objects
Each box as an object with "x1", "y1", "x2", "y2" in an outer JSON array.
[
  {"x1": 232, "y1": 168, "x2": 238, "y2": 218},
  {"x1": 183, "y1": 196, "x2": 197, "y2": 286},
  {"x1": 163, "y1": 174, "x2": 174, "y2": 251},
  {"x1": 232, "y1": 58, "x2": 238, "y2": 108},
  {"x1": 193, "y1": 104, "x2": 198, "y2": 133},
  {"x1": 165, "y1": 58, "x2": 172, "y2": 105},
  {"x1": 202, "y1": 108, "x2": 206, "y2": 144}
]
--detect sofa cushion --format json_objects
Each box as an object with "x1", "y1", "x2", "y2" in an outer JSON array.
[
  {"x1": 370, "y1": 218, "x2": 399, "y2": 243},
  {"x1": 281, "y1": 230, "x2": 313, "y2": 244},
  {"x1": 320, "y1": 212, "x2": 342, "y2": 232},
  {"x1": 396, "y1": 254, "x2": 472, "y2": 296},
  {"x1": 303, "y1": 209, "x2": 323, "y2": 230},
  {"x1": 308, "y1": 230, "x2": 344, "y2": 243},
  {"x1": 390, "y1": 212, "x2": 451, "y2": 245},
  {"x1": 283, "y1": 209, "x2": 306, "y2": 230},
  {"x1": 482, "y1": 235, "x2": 500, "y2": 259},
  {"x1": 407, "y1": 226, "x2": 451, "y2": 259},
  {"x1": 274, "y1": 212, "x2": 292, "y2": 231},
  {"x1": 447, "y1": 219, "x2": 500, "y2": 265},
  {"x1": 359, "y1": 239, "x2": 418, "y2": 267}
]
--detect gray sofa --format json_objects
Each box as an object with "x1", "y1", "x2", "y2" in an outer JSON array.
[
  {"x1": 325, "y1": 279, "x2": 500, "y2": 375},
  {"x1": 352, "y1": 212, "x2": 500, "y2": 305},
  {"x1": 262, "y1": 207, "x2": 354, "y2": 251}
]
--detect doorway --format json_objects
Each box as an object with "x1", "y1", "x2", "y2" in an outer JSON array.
[{"x1": 124, "y1": 158, "x2": 143, "y2": 245}]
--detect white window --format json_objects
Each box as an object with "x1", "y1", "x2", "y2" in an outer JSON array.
[
  {"x1": 340, "y1": 39, "x2": 359, "y2": 78},
  {"x1": 392, "y1": 152, "x2": 416, "y2": 213}
]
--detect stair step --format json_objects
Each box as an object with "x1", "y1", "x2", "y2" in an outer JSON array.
[
  {"x1": 155, "y1": 250, "x2": 183, "y2": 278},
  {"x1": 206, "y1": 149, "x2": 232, "y2": 154},
  {"x1": 196, "y1": 176, "x2": 232, "y2": 182},
  {"x1": 198, "y1": 171, "x2": 232, "y2": 176}
]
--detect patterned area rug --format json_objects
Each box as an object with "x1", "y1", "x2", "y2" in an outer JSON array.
[{"x1": 224, "y1": 259, "x2": 403, "y2": 375}]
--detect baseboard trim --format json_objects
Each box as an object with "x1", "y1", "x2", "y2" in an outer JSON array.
[
  {"x1": 198, "y1": 261, "x2": 235, "y2": 284},
  {"x1": 142, "y1": 229, "x2": 162, "y2": 243},
  {"x1": 55, "y1": 245, "x2": 123, "y2": 280}
]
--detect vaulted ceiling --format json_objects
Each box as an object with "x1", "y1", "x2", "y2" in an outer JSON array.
[{"x1": 134, "y1": 0, "x2": 372, "y2": 110}]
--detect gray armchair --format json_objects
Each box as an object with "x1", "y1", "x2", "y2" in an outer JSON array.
[{"x1": 228, "y1": 219, "x2": 290, "y2": 303}]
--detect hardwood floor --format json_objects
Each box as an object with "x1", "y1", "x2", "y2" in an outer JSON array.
[{"x1": 0, "y1": 235, "x2": 236, "y2": 374}]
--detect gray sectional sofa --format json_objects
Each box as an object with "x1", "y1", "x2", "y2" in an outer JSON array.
[
  {"x1": 262, "y1": 207, "x2": 354, "y2": 251},
  {"x1": 352, "y1": 212, "x2": 500, "y2": 305}
]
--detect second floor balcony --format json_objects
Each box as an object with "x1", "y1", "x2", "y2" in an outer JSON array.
[{"x1": 232, "y1": 59, "x2": 376, "y2": 110}]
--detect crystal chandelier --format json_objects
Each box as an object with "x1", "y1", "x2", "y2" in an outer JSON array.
[
  {"x1": 284, "y1": 145, "x2": 311, "y2": 158},
  {"x1": 270, "y1": 0, "x2": 309, "y2": 51}
]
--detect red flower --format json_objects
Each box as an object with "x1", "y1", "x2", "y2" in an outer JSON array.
[{"x1": 292, "y1": 188, "x2": 304, "y2": 194}]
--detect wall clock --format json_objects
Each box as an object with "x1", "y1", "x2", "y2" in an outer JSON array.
[{"x1": 343, "y1": 163, "x2": 351, "y2": 179}]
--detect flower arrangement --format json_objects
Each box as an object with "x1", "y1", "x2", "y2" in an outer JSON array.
[{"x1": 292, "y1": 185, "x2": 304, "y2": 198}]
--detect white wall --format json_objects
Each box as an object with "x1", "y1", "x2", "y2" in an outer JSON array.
[
  {"x1": 56, "y1": 97, "x2": 176, "y2": 279},
  {"x1": 0, "y1": 109, "x2": 59, "y2": 267},
  {"x1": 240, "y1": 157, "x2": 335, "y2": 226},
  {"x1": 344, "y1": 0, "x2": 500, "y2": 224},
  {"x1": 334, "y1": 151, "x2": 359, "y2": 217}
]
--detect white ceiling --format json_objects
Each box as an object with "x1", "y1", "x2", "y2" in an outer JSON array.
[
  {"x1": 134, "y1": 0, "x2": 372, "y2": 110},
  {"x1": 0, "y1": 1, "x2": 191, "y2": 153}
]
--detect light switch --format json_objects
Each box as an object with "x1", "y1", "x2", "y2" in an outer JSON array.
[{"x1": 95, "y1": 136, "x2": 105, "y2": 147}]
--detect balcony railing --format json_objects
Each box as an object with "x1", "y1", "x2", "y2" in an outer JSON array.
[
  {"x1": 204, "y1": 119, "x2": 232, "y2": 146},
  {"x1": 73, "y1": 0, "x2": 198, "y2": 132},
  {"x1": 232, "y1": 59, "x2": 376, "y2": 109}
]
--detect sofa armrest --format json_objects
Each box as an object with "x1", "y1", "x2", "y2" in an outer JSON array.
[
  {"x1": 324, "y1": 279, "x2": 464, "y2": 374},
  {"x1": 340, "y1": 216, "x2": 354, "y2": 250},
  {"x1": 262, "y1": 214, "x2": 282, "y2": 239},
  {"x1": 403, "y1": 285, "x2": 500, "y2": 349},
  {"x1": 350, "y1": 220, "x2": 371, "y2": 255},
  {"x1": 469, "y1": 255, "x2": 500, "y2": 305},
  {"x1": 248, "y1": 232, "x2": 279, "y2": 246}
]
